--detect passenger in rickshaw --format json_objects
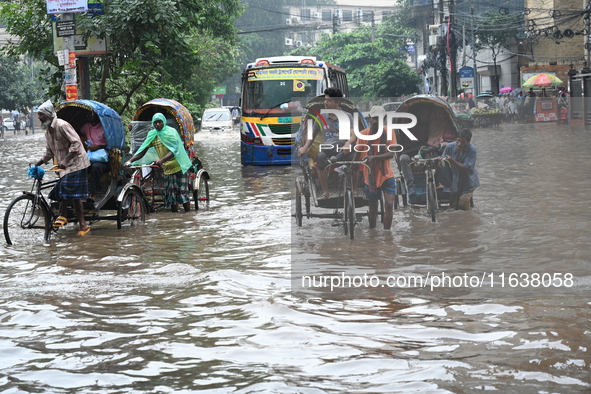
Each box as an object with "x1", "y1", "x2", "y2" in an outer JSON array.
[
  {"x1": 358, "y1": 106, "x2": 397, "y2": 230},
  {"x1": 34, "y1": 100, "x2": 91, "y2": 235},
  {"x1": 296, "y1": 88, "x2": 356, "y2": 200},
  {"x1": 125, "y1": 113, "x2": 193, "y2": 212},
  {"x1": 80, "y1": 112, "x2": 109, "y2": 203},
  {"x1": 439, "y1": 129, "x2": 480, "y2": 211},
  {"x1": 399, "y1": 109, "x2": 456, "y2": 204}
]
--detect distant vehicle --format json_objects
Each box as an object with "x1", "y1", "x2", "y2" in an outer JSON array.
[
  {"x1": 240, "y1": 55, "x2": 349, "y2": 165},
  {"x1": 2, "y1": 118, "x2": 16, "y2": 133},
  {"x1": 200, "y1": 108, "x2": 234, "y2": 132}
]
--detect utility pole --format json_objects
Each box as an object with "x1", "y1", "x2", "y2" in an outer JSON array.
[
  {"x1": 462, "y1": 24, "x2": 466, "y2": 66},
  {"x1": 371, "y1": 11, "x2": 375, "y2": 43},
  {"x1": 471, "y1": 6, "x2": 479, "y2": 96},
  {"x1": 438, "y1": 0, "x2": 447, "y2": 96},
  {"x1": 332, "y1": 12, "x2": 337, "y2": 34},
  {"x1": 449, "y1": 0, "x2": 457, "y2": 98},
  {"x1": 62, "y1": 13, "x2": 78, "y2": 101}
]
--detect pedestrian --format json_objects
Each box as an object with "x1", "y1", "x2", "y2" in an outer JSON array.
[
  {"x1": 34, "y1": 100, "x2": 91, "y2": 235},
  {"x1": 124, "y1": 113, "x2": 193, "y2": 212},
  {"x1": 14, "y1": 115, "x2": 20, "y2": 134}
]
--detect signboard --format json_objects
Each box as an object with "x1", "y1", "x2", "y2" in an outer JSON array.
[
  {"x1": 53, "y1": 22, "x2": 108, "y2": 56},
  {"x1": 459, "y1": 66, "x2": 474, "y2": 90},
  {"x1": 56, "y1": 20, "x2": 76, "y2": 37},
  {"x1": 65, "y1": 84, "x2": 78, "y2": 101},
  {"x1": 213, "y1": 86, "x2": 226, "y2": 95},
  {"x1": 46, "y1": 0, "x2": 88, "y2": 14},
  {"x1": 247, "y1": 67, "x2": 325, "y2": 81}
]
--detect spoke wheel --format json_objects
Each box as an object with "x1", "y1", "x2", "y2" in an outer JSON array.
[
  {"x1": 295, "y1": 178, "x2": 303, "y2": 227},
  {"x1": 117, "y1": 189, "x2": 146, "y2": 229},
  {"x1": 344, "y1": 189, "x2": 355, "y2": 240},
  {"x1": 427, "y1": 180, "x2": 438, "y2": 223},
  {"x1": 4, "y1": 195, "x2": 51, "y2": 245},
  {"x1": 194, "y1": 175, "x2": 210, "y2": 211},
  {"x1": 304, "y1": 185, "x2": 311, "y2": 217}
]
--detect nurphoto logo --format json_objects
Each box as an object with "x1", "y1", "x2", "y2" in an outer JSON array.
[{"x1": 306, "y1": 109, "x2": 418, "y2": 153}]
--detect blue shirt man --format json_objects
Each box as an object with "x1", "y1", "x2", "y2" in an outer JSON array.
[{"x1": 440, "y1": 129, "x2": 480, "y2": 210}]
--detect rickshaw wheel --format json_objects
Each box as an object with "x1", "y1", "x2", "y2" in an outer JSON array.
[
  {"x1": 194, "y1": 174, "x2": 210, "y2": 211},
  {"x1": 343, "y1": 189, "x2": 355, "y2": 240},
  {"x1": 427, "y1": 187, "x2": 437, "y2": 223},
  {"x1": 295, "y1": 177, "x2": 304, "y2": 227},
  {"x1": 4, "y1": 195, "x2": 52, "y2": 245},
  {"x1": 117, "y1": 188, "x2": 146, "y2": 229},
  {"x1": 295, "y1": 191, "x2": 303, "y2": 227}
]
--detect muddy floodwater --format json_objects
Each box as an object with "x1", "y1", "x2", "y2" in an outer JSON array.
[{"x1": 0, "y1": 123, "x2": 590, "y2": 393}]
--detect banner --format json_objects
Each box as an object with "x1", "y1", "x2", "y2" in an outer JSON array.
[
  {"x1": 65, "y1": 84, "x2": 78, "y2": 101},
  {"x1": 46, "y1": 0, "x2": 88, "y2": 14},
  {"x1": 248, "y1": 68, "x2": 325, "y2": 81}
]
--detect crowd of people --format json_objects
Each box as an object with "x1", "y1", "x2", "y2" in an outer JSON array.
[{"x1": 468, "y1": 86, "x2": 568, "y2": 123}]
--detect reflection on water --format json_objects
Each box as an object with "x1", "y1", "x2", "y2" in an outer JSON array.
[{"x1": 0, "y1": 125, "x2": 590, "y2": 392}]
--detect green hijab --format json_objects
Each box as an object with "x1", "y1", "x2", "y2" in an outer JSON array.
[{"x1": 135, "y1": 113, "x2": 192, "y2": 173}]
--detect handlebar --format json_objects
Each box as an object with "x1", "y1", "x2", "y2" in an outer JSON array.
[{"x1": 410, "y1": 156, "x2": 449, "y2": 167}]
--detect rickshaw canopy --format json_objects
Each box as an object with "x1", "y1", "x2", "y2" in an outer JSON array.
[
  {"x1": 55, "y1": 100, "x2": 126, "y2": 150},
  {"x1": 395, "y1": 95, "x2": 460, "y2": 155},
  {"x1": 133, "y1": 98, "x2": 195, "y2": 158}
]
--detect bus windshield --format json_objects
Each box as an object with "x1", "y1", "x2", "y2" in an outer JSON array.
[{"x1": 243, "y1": 67, "x2": 326, "y2": 113}]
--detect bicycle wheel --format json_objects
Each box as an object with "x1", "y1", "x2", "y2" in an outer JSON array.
[
  {"x1": 4, "y1": 195, "x2": 51, "y2": 245},
  {"x1": 194, "y1": 173, "x2": 210, "y2": 211},
  {"x1": 295, "y1": 178, "x2": 304, "y2": 227},
  {"x1": 426, "y1": 179, "x2": 437, "y2": 223},
  {"x1": 344, "y1": 188, "x2": 355, "y2": 240},
  {"x1": 117, "y1": 188, "x2": 146, "y2": 229}
]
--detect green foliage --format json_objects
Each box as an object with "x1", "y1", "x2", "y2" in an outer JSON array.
[
  {"x1": 473, "y1": 12, "x2": 520, "y2": 92},
  {"x1": 0, "y1": 0, "x2": 243, "y2": 118},
  {"x1": 288, "y1": 18, "x2": 422, "y2": 97},
  {"x1": 473, "y1": 12, "x2": 520, "y2": 55},
  {"x1": 0, "y1": 57, "x2": 46, "y2": 111}
]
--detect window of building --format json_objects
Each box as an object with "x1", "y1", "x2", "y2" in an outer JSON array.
[
  {"x1": 362, "y1": 10, "x2": 373, "y2": 22},
  {"x1": 300, "y1": 8, "x2": 311, "y2": 22},
  {"x1": 322, "y1": 9, "x2": 332, "y2": 21},
  {"x1": 342, "y1": 10, "x2": 353, "y2": 22}
]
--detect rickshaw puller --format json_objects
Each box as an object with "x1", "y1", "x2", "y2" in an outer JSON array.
[{"x1": 35, "y1": 100, "x2": 91, "y2": 235}]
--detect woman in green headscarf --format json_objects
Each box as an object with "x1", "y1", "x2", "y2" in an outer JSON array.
[{"x1": 125, "y1": 113, "x2": 193, "y2": 212}]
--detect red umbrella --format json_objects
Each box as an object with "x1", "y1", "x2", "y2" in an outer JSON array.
[
  {"x1": 523, "y1": 73, "x2": 563, "y2": 88},
  {"x1": 458, "y1": 93, "x2": 473, "y2": 98}
]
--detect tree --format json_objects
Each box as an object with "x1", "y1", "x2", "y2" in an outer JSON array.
[
  {"x1": 288, "y1": 18, "x2": 422, "y2": 97},
  {"x1": 0, "y1": 56, "x2": 45, "y2": 112},
  {"x1": 473, "y1": 12, "x2": 520, "y2": 94},
  {"x1": 0, "y1": 0, "x2": 243, "y2": 118}
]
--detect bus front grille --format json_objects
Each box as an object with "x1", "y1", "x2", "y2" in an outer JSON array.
[
  {"x1": 268, "y1": 123, "x2": 299, "y2": 135},
  {"x1": 272, "y1": 138, "x2": 295, "y2": 146}
]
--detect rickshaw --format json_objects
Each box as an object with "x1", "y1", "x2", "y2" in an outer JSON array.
[
  {"x1": 3, "y1": 100, "x2": 147, "y2": 245},
  {"x1": 130, "y1": 98, "x2": 210, "y2": 211},
  {"x1": 394, "y1": 95, "x2": 459, "y2": 222},
  {"x1": 294, "y1": 96, "x2": 378, "y2": 240}
]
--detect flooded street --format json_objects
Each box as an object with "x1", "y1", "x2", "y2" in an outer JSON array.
[{"x1": 1, "y1": 124, "x2": 590, "y2": 392}]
